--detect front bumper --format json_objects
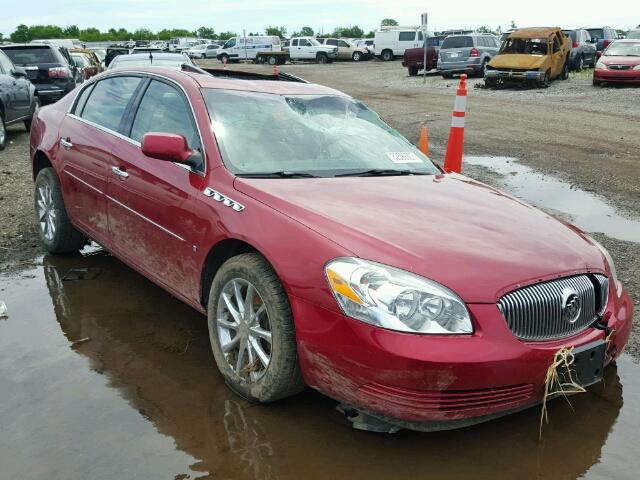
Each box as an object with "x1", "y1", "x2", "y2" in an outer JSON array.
[
  {"x1": 594, "y1": 68, "x2": 640, "y2": 83},
  {"x1": 292, "y1": 284, "x2": 633, "y2": 430},
  {"x1": 485, "y1": 69, "x2": 545, "y2": 81}
]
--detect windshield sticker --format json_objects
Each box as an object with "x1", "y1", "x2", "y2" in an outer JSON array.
[{"x1": 387, "y1": 152, "x2": 423, "y2": 164}]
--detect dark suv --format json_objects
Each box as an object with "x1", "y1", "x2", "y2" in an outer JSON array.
[
  {"x1": 583, "y1": 27, "x2": 619, "y2": 55},
  {"x1": 437, "y1": 34, "x2": 499, "y2": 78},
  {"x1": 0, "y1": 44, "x2": 77, "y2": 104}
]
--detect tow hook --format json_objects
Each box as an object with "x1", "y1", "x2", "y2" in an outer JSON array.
[{"x1": 336, "y1": 404, "x2": 401, "y2": 434}]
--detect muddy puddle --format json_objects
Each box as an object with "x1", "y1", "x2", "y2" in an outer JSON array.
[
  {"x1": 1, "y1": 251, "x2": 639, "y2": 480},
  {"x1": 465, "y1": 156, "x2": 640, "y2": 243}
]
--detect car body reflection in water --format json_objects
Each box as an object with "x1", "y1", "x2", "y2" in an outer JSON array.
[{"x1": 18, "y1": 251, "x2": 633, "y2": 479}]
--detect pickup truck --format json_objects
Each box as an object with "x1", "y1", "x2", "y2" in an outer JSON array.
[
  {"x1": 402, "y1": 41, "x2": 439, "y2": 76},
  {"x1": 257, "y1": 37, "x2": 337, "y2": 65}
]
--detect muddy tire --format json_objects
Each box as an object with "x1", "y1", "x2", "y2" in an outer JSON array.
[
  {"x1": 207, "y1": 253, "x2": 305, "y2": 403},
  {"x1": 380, "y1": 49, "x2": 393, "y2": 61},
  {"x1": 0, "y1": 111, "x2": 6, "y2": 151},
  {"x1": 408, "y1": 66, "x2": 419, "y2": 76},
  {"x1": 24, "y1": 96, "x2": 40, "y2": 131},
  {"x1": 34, "y1": 168, "x2": 86, "y2": 253}
]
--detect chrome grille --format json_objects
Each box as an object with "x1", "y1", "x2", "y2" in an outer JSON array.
[{"x1": 497, "y1": 275, "x2": 608, "y2": 341}]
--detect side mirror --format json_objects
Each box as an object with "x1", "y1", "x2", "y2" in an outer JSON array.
[
  {"x1": 13, "y1": 66, "x2": 27, "y2": 78},
  {"x1": 141, "y1": 132, "x2": 192, "y2": 163}
]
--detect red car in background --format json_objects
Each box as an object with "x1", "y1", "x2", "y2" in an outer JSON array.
[
  {"x1": 29, "y1": 66, "x2": 633, "y2": 433},
  {"x1": 402, "y1": 37, "x2": 441, "y2": 76},
  {"x1": 594, "y1": 39, "x2": 640, "y2": 86}
]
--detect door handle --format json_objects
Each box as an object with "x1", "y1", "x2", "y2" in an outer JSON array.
[
  {"x1": 59, "y1": 138, "x2": 73, "y2": 150},
  {"x1": 111, "y1": 166, "x2": 129, "y2": 179}
]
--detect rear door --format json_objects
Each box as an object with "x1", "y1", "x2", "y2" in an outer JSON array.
[
  {"x1": 58, "y1": 75, "x2": 143, "y2": 244},
  {"x1": 0, "y1": 51, "x2": 31, "y2": 121},
  {"x1": 106, "y1": 78, "x2": 206, "y2": 300}
]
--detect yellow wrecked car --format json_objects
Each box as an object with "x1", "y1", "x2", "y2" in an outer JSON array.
[{"x1": 485, "y1": 27, "x2": 571, "y2": 87}]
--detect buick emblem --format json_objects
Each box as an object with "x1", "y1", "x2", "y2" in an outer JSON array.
[{"x1": 561, "y1": 288, "x2": 581, "y2": 324}]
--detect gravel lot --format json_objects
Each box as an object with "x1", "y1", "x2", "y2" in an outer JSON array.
[{"x1": 1, "y1": 59, "x2": 638, "y2": 355}]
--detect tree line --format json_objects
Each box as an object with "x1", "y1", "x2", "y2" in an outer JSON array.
[{"x1": 5, "y1": 19, "x2": 401, "y2": 43}]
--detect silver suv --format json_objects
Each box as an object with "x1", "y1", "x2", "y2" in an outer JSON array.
[{"x1": 437, "y1": 34, "x2": 500, "y2": 78}]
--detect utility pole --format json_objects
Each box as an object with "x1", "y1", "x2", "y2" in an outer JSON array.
[{"x1": 421, "y1": 12, "x2": 429, "y2": 84}]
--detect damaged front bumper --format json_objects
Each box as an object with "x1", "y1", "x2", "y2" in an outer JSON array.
[
  {"x1": 485, "y1": 69, "x2": 545, "y2": 81},
  {"x1": 292, "y1": 284, "x2": 633, "y2": 433}
]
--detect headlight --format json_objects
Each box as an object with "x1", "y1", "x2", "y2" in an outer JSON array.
[
  {"x1": 634, "y1": 65, "x2": 640, "y2": 71},
  {"x1": 325, "y1": 258, "x2": 472, "y2": 334},
  {"x1": 596, "y1": 61, "x2": 607, "y2": 69},
  {"x1": 589, "y1": 237, "x2": 621, "y2": 294}
]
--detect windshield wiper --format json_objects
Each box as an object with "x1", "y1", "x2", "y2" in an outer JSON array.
[
  {"x1": 235, "y1": 171, "x2": 320, "y2": 178},
  {"x1": 334, "y1": 169, "x2": 429, "y2": 177}
]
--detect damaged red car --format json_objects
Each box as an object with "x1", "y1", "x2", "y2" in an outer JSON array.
[{"x1": 29, "y1": 66, "x2": 633, "y2": 433}]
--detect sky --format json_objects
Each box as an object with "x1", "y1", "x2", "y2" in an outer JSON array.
[{"x1": 2, "y1": 0, "x2": 639, "y2": 37}]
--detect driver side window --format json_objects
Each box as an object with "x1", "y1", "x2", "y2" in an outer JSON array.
[
  {"x1": 130, "y1": 80, "x2": 204, "y2": 171},
  {"x1": 553, "y1": 37, "x2": 560, "y2": 53}
]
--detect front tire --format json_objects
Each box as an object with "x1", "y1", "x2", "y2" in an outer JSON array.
[
  {"x1": 316, "y1": 53, "x2": 328, "y2": 64},
  {"x1": 34, "y1": 168, "x2": 86, "y2": 253},
  {"x1": 207, "y1": 253, "x2": 305, "y2": 403},
  {"x1": 408, "y1": 66, "x2": 419, "y2": 76}
]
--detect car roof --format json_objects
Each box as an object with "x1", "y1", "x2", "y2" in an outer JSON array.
[
  {"x1": 116, "y1": 53, "x2": 185, "y2": 60},
  {"x1": 105, "y1": 67, "x2": 347, "y2": 96},
  {"x1": 612, "y1": 39, "x2": 640, "y2": 43},
  {"x1": 509, "y1": 27, "x2": 560, "y2": 39}
]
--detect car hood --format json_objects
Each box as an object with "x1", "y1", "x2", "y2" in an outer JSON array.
[
  {"x1": 489, "y1": 54, "x2": 548, "y2": 70},
  {"x1": 234, "y1": 175, "x2": 605, "y2": 303},
  {"x1": 600, "y1": 55, "x2": 640, "y2": 66}
]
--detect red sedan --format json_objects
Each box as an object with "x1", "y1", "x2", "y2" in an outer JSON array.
[
  {"x1": 29, "y1": 66, "x2": 633, "y2": 432},
  {"x1": 594, "y1": 39, "x2": 640, "y2": 86}
]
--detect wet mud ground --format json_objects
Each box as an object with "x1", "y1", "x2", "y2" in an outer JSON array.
[
  {"x1": 1, "y1": 252, "x2": 640, "y2": 480},
  {"x1": 1, "y1": 60, "x2": 640, "y2": 479}
]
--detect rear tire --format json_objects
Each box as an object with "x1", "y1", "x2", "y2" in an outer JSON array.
[
  {"x1": 0, "y1": 111, "x2": 6, "y2": 151},
  {"x1": 352, "y1": 51, "x2": 362, "y2": 62},
  {"x1": 267, "y1": 55, "x2": 278, "y2": 66},
  {"x1": 442, "y1": 72, "x2": 453, "y2": 79},
  {"x1": 561, "y1": 60, "x2": 569, "y2": 80},
  {"x1": 476, "y1": 59, "x2": 487, "y2": 78},
  {"x1": 34, "y1": 168, "x2": 86, "y2": 253},
  {"x1": 576, "y1": 54, "x2": 584, "y2": 71},
  {"x1": 24, "y1": 96, "x2": 40, "y2": 131},
  {"x1": 207, "y1": 253, "x2": 305, "y2": 403},
  {"x1": 408, "y1": 66, "x2": 419, "y2": 76},
  {"x1": 381, "y1": 49, "x2": 393, "y2": 61}
]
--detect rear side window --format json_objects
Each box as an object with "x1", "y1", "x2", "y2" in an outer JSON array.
[
  {"x1": 399, "y1": 32, "x2": 416, "y2": 41},
  {"x1": 130, "y1": 80, "x2": 203, "y2": 170},
  {"x1": 587, "y1": 28, "x2": 604, "y2": 40},
  {"x1": 81, "y1": 76, "x2": 142, "y2": 132},
  {"x1": 441, "y1": 36, "x2": 474, "y2": 49},
  {"x1": 73, "y1": 85, "x2": 94, "y2": 116},
  {"x1": 2, "y1": 47, "x2": 57, "y2": 64}
]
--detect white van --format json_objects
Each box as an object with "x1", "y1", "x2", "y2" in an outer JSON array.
[
  {"x1": 168, "y1": 37, "x2": 200, "y2": 52},
  {"x1": 374, "y1": 28, "x2": 432, "y2": 61},
  {"x1": 30, "y1": 39, "x2": 83, "y2": 49},
  {"x1": 216, "y1": 36, "x2": 281, "y2": 62}
]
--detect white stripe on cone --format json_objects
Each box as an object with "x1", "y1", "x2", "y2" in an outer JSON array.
[
  {"x1": 451, "y1": 117, "x2": 465, "y2": 128},
  {"x1": 453, "y1": 96, "x2": 467, "y2": 113}
]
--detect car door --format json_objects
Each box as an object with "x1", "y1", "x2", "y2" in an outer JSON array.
[
  {"x1": 298, "y1": 39, "x2": 314, "y2": 59},
  {"x1": 106, "y1": 78, "x2": 206, "y2": 300},
  {"x1": 550, "y1": 35, "x2": 563, "y2": 76},
  {"x1": 337, "y1": 40, "x2": 352, "y2": 60},
  {"x1": 0, "y1": 52, "x2": 25, "y2": 122},
  {"x1": 58, "y1": 75, "x2": 143, "y2": 244}
]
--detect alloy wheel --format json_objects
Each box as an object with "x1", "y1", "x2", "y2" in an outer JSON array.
[
  {"x1": 216, "y1": 278, "x2": 272, "y2": 382},
  {"x1": 36, "y1": 183, "x2": 56, "y2": 241}
]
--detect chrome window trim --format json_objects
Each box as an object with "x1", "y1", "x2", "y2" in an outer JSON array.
[
  {"x1": 66, "y1": 113, "x2": 141, "y2": 146},
  {"x1": 65, "y1": 70, "x2": 207, "y2": 175}
]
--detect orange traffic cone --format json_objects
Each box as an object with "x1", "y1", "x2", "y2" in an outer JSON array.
[
  {"x1": 443, "y1": 74, "x2": 468, "y2": 173},
  {"x1": 272, "y1": 64, "x2": 279, "y2": 76},
  {"x1": 418, "y1": 123, "x2": 429, "y2": 156}
]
